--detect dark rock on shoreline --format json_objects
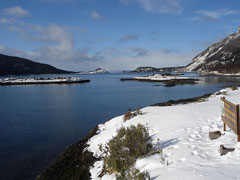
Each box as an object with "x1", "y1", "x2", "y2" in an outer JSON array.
[
  {"x1": 120, "y1": 78, "x2": 198, "y2": 87},
  {"x1": 163, "y1": 79, "x2": 197, "y2": 87},
  {"x1": 151, "y1": 93, "x2": 212, "y2": 106},
  {"x1": 35, "y1": 126, "x2": 99, "y2": 180}
]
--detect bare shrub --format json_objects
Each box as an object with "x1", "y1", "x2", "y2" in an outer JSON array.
[
  {"x1": 123, "y1": 108, "x2": 143, "y2": 121},
  {"x1": 232, "y1": 86, "x2": 238, "y2": 91},
  {"x1": 123, "y1": 111, "x2": 134, "y2": 121}
]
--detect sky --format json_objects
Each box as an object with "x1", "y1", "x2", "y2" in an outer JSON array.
[{"x1": 0, "y1": 0, "x2": 240, "y2": 71}]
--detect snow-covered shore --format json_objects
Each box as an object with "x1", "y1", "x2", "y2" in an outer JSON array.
[
  {"x1": 133, "y1": 74, "x2": 189, "y2": 81},
  {"x1": 87, "y1": 87, "x2": 240, "y2": 180},
  {"x1": 0, "y1": 77, "x2": 90, "y2": 85},
  {"x1": 199, "y1": 71, "x2": 240, "y2": 77}
]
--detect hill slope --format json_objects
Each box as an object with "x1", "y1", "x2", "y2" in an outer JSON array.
[
  {"x1": 131, "y1": 66, "x2": 184, "y2": 73},
  {"x1": 0, "y1": 54, "x2": 73, "y2": 76},
  {"x1": 185, "y1": 28, "x2": 240, "y2": 74}
]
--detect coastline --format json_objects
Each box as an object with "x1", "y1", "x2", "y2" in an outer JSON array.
[
  {"x1": 35, "y1": 125, "x2": 99, "y2": 180},
  {"x1": 0, "y1": 77, "x2": 90, "y2": 86},
  {"x1": 120, "y1": 78, "x2": 198, "y2": 87},
  {"x1": 87, "y1": 87, "x2": 240, "y2": 179},
  {"x1": 35, "y1": 89, "x2": 226, "y2": 179}
]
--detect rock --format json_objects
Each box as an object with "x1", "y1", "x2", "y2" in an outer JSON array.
[
  {"x1": 219, "y1": 145, "x2": 235, "y2": 156},
  {"x1": 184, "y1": 27, "x2": 240, "y2": 74},
  {"x1": 209, "y1": 131, "x2": 222, "y2": 140}
]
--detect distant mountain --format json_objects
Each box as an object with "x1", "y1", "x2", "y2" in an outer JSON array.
[
  {"x1": 79, "y1": 68, "x2": 108, "y2": 74},
  {"x1": 185, "y1": 27, "x2": 240, "y2": 74},
  {"x1": 0, "y1": 54, "x2": 73, "y2": 76},
  {"x1": 130, "y1": 66, "x2": 184, "y2": 73}
]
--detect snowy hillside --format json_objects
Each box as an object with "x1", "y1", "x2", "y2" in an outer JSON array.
[
  {"x1": 87, "y1": 88, "x2": 240, "y2": 180},
  {"x1": 185, "y1": 28, "x2": 240, "y2": 74}
]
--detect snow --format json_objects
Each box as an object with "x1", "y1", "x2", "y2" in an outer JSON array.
[
  {"x1": 0, "y1": 77, "x2": 86, "y2": 84},
  {"x1": 132, "y1": 74, "x2": 189, "y2": 81},
  {"x1": 184, "y1": 32, "x2": 238, "y2": 72},
  {"x1": 200, "y1": 71, "x2": 240, "y2": 76},
  {"x1": 185, "y1": 54, "x2": 207, "y2": 72},
  {"x1": 90, "y1": 160, "x2": 104, "y2": 179},
  {"x1": 88, "y1": 87, "x2": 240, "y2": 180},
  {"x1": 79, "y1": 68, "x2": 107, "y2": 74}
]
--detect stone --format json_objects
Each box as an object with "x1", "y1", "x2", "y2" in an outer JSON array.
[
  {"x1": 219, "y1": 145, "x2": 235, "y2": 156},
  {"x1": 209, "y1": 131, "x2": 221, "y2": 140}
]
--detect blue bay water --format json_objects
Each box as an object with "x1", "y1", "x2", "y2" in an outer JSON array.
[{"x1": 0, "y1": 73, "x2": 239, "y2": 180}]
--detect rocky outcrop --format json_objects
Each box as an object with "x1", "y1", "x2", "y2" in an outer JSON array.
[
  {"x1": 79, "y1": 68, "x2": 108, "y2": 74},
  {"x1": 131, "y1": 66, "x2": 184, "y2": 73},
  {"x1": 185, "y1": 27, "x2": 240, "y2": 74}
]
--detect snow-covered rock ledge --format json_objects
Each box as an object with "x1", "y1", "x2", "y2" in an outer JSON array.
[
  {"x1": 87, "y1": 87, "x2": 240, "y2": 180},
  {"x1": 133, "y1": 73, "x2": 188, "y2": 81},
  {"x1": 199, "y1": 71, "x2": 240, "y2": 77},
  {"x1": 120, "y1": 74, "x2": 198, "y2": 87},
  {"x1": 0, "y1": 77, "x2": 90, "y2": 86}
]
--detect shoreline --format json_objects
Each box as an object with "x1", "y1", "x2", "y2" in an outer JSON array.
[
  {"x1": 87, "y1": 86, "x2": 240, "y2": 179},
  {"x1": 0, "y1": 77, "x2": 90, "y2": 86},
  {"x1": 35, "y1": 89, "x2": 222, "y2": 179},
  {"x1": 35, "y1": 125, "x2": 99, "y2": 180},
  {"x1": 120, "y1": 78, "x2": 198, "y2": 87}
]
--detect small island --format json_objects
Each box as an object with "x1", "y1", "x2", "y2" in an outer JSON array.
[
  {"x1": 0, "y1": 77, "x2": 90, "y2": 86},
  {"x1": 120, "y1": 73, "x2": 198, "y2": 87},
  {"x1": 78, "y1": 68, "x2": 108, "y2": 74}
]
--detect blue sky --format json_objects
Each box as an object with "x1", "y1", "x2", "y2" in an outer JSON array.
[{"x1": 0, "y1": 0, "x2": 240, "y2": 71}]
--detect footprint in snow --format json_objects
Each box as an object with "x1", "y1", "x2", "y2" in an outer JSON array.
[
  {"x1": 168, "y1": 145, "x2": 179, "y2": 149},
  {"x1": 179, "y1": 158, "x2": 186, "y2": 162},
  {"x1": 187, "y1": 138, "x2": 195, "y2": 142},
  {"x1": 189, "y1": 145, "x2": 196, "y2": 149},
  {"x1": 189, "y1": 134, "x2": 197, "y2": 139},
  {"x1": 191, "y1": 151, "x2": 199, "y2": 156},
  {"x1": 165, "y1": 153, "x2": 173, "y2": 157}
]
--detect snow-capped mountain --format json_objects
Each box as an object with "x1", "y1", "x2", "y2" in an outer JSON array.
[{"x1": 185, "y1": 27, "x2": 240, "y2": 74}]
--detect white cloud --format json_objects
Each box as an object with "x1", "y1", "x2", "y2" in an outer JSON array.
[
  {"x1": 0, "y1": 44, "x2": 5, "y2": 51},
  {"x1": 118, "y1": 34, "x2": 139, "y2": 43},
  {"x1": 91, "y1": 11, "x2": 103, "y2": 20},
  {"x1": 190, "y1": 9, "x2": 240, "y2": 21},
  {"x1": 22, "y1": 24, "x2": 75, "y2": 61},
  {"x1": 96, "y1": 48, "x2": 194, "y2": 70},
  {"x1": 0, "y1": 17, "x2": 14, "y2": 24},
  {"x1": 119, "y1": 0, "x2": 183, "y2": 14},
  {"x1": 128, "y1": 47, "x2": 148, "y2": 57},
  {"x1": 4, "y1": 6, "x2": 30, "y2": 17}
]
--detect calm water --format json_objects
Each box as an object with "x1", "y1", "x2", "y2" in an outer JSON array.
[{"x1": 0, "y1": 73, "x2": 240, "y2": 180}]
